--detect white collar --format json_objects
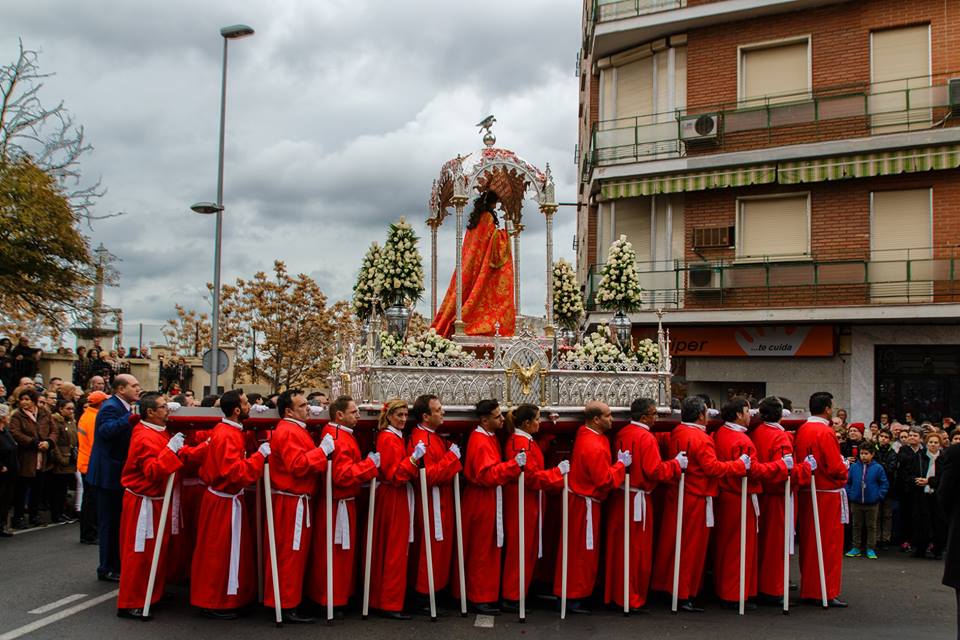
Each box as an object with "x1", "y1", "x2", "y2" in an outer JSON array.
[
  {"x1": 332, "y1": 423, "x2": 354, "y2": 434},
  {"x1": 116, "y1": 395, "x2": 131, "y2": 411},
  {"x1": 763, "y1": 422, "x2": 785, "y2": 431},
  {"x1": 283, "y1": 417, "x2": 307, "y2": 429},
  {"x1": 629, "y1": 421, "x2": 651, "y2": 431},
  {"x1": 475, "y1": 426, "x2": 494, "y2": 437},
  {"x1": 723, "y1": 422, "x2": 748, "y2": 433},
  {"x1": 417, "y1": 424, "x2": 436, "y2": 433},
  {"x1": 807, "y1": 416, "x2": 830, "y2": 425},
  {"x1": 141, "y1": 420, "x2": 165, "y2": 433},
  {"x1": 222, "y1": 418, "x2": 243, "y2": 430},
  {"x1": 386, "y1": 426, "x2": 403, "y2": 438},
  {"x1": 681, "y1": 422, "x2": 706, "y2": 432},
  {"x1": 515, "y1": 430, "x2": 534, "y2": 441}
]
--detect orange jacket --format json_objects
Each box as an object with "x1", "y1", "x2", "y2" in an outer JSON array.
[{"x1": 77, "y1": 405, "x2": 99, "y2": 474}]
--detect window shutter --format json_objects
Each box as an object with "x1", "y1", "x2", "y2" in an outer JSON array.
[
  {"x1": 738, "y1": 195, "x2": 809, "y2": 259},
  {"x1": 871, "y1": 189, "x2": 932, "y2": 302},
  {"x1": 741, "y1": 41, "x2": 809, "y2": 105}
]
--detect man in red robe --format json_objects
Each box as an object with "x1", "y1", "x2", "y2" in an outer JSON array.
[
  {"x1": 454, "y1": 399, "x2": 523, "y2": 614},
  {"x1": 553, "y1": 401, "x2": 631, "y2": 614},
  {"x1": 712, "y1": 397, "x2": 791, "y2": 608},
  {"x1": 794, "y1": 391, "x2": 849, "y2": 607},
  {"x1": 751, "y1": 396, "x2": 815, "y2": 604},
  {"x1": 604, "y1": 397, "x2": 686, "y2": 612},
  {"x1": 190, "y1": 389, "x2": 269, "y2": 619},
  {"x1": 651, "y1": 396, "x2": 747, "y2": 612},
  {"x1": 263, "y1": 390, "x2": 335, "y2": 623},
  {"x1": 407, "y1": 394, "x2": 462, "y2": 614},
  {"x1": 164, "y1": 424, "x2": 209, "y2": 586},
  {"x1": 305, "y1": 395, "x2": 379, "y2": 610}
]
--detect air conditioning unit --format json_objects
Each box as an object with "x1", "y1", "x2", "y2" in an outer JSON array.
[
  {"x1": 688, "y1": 263, "x2": 721, "y2": 291},
  {"x1": 680, "y1": 113, "x2": 720, "y2": 144},
  {"x1": 949, "y1": 78, "x2": 960, "y2": 111}
]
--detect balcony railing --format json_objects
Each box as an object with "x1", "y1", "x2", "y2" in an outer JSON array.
[
  {"x1": 584, "y1": 246, "x2": 960, "y2": 311},
  {"x1": 590, "y1": 0, "x2": 686, "y2": 24},
  {"x1": 589, "y1": 73, "x2": 958, "y2": 170}
]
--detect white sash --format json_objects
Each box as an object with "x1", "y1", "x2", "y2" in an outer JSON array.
[
  {"x1": 273, "y1": 489, "x2": 311, "y2": 551},
  {"x1": 537, "y1": 490, "x2": 543, "y2": 559},
  {"x1": 207, "y1": 486, "x2": 243, "y2": 596},
  {"x1": 334, "y1": 497, "x2": 355, "y2": 549},
  {"x1": 406, "y1": 483, "x2": 415, "y2": 543},
  {"x1": 578, "y1": 495, "x2": 598, "y2": 550},
  {"x1": 706, "y1": 496, "x2": 715, "y2": 528},
  {"x1": 629, "y1": 488, "x2": 649, "y2": 530},
  {"x1": 171, "y1": 480, "x2": 181, "y2": 535},
  {"x1": 431, "y1": 486, "x2": 443, "y2": 541},
  {"x1": 806, "y1": 486, "x2": 851, "y2": 524},
  {"x1": 751, "y1": 493, "x2": 760, "y2": 533},
  {"x1": 126, "y1": 488, "x2": 162, "y2": 553},
  {"x1": 495, "y1": 485, "x2": 504, "y2": 548}
]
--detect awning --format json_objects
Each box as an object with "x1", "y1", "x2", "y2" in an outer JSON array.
[
  {"x1": 600, "y1": 164, "x2": 776, "y2": 199},
  {"x1": 777, "y1": 144, "x2": 960, "y2": 184}
]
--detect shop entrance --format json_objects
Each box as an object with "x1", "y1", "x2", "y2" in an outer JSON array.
[{"x1": 875, "y1": 345, "x2": 960, "y2": 424}]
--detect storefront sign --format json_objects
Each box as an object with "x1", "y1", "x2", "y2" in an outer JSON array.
[{"x1": 669, "y1": 325, "x2": 834, "y2": 357}]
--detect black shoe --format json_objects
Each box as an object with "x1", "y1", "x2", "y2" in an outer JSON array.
[
  {"x1": 117, "y1": 608, "x2": 152, "y2": 621},
  {"x1": 627, "y1": 606, "x2": 651, "y2": 614},
  {"x1": 679, "y1": 600, "x2": 704, "y2": 613},
  {"x1": 80, "y1": 537, "x2": 98, "y2": 545},
  {"x1": 827, "y1": 598, "x2": 848, "y2": 608},
  {"x1": 500, "y1": 600, "x2": 519, "y2": 613},
  {"x1": 200, "y1": 608, "x2": 239, "y2": 620},
  {"x1": 280, "y1": 609, "x2": 315, "y2": 624},
  {"x1": 719, "y1": 600, "x2": 756, "y2": 611},
  {"x1": 567, "y1": 600, "x2": 592, "y2": 615},
  {"x1": 472, "y1": 603, "x2": 500, "y2": 616},
  {"x1": 378, "y1": 610, "x2": 411, "y2": 620},
  {"x1": 98, "y1": 572, "x2": 121, "y2": 583}
]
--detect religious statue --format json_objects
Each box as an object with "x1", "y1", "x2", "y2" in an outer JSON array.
[{"x1": 431, "y1": 190, "x2": 515, "y2": 337}]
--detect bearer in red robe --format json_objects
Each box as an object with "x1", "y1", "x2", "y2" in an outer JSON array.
[
  {"x1": 263, "y1": 390, "x2": 335, "y2": 623},
  {"x1": 501, "y1": 404, "x2": 567, "y2": 612},
  {"x1": 553, "y1": 401, "x2": 631, "y2": 614},
  {"x1": 407, "y1": 394, "x2": 462, "y2": 614},
  {"x1": 604, "y1": 397, "x2": 686, "y2": 612},
  {"x1": 305, "y1": 395, "x2": 379, "y2": 609},
  {"x1": 751, "y1": 396, "x2": 814, "y2": 604},
  {"x1": 712, "y1": 397, "x2": 791, "y2": 607},
  {"x1": 453, "y1": 399, "x2": 523, "y2": 614},
  {"x1": 164, "y1": 424, "x2": 209, "y2": 585},
  {"x1": 368, "y1": 400, "x2": 422, "y2": 619},
  {"x1": 190, "y1": 390, "x2": 269, "y2": 619},
  {"x1": 794, "y1": 391, "x2": 849, "y2": 608},
  {"x1": 650, "y1": 396, "x2": 747, "y2": 612}
]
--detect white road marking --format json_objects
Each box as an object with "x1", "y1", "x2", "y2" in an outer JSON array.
[
  {"x1": 0, "y1": 590, "x2": 118, "y2": 640},
  {"x1": 28, "y1": 594, "x2": 88, "y2": 614},
  {"x1": 474, "y1": 614, "x2": 495, "y2": 628},
  {"x1": 10, "y1": 522, "x2": 69, "y2": 536}
]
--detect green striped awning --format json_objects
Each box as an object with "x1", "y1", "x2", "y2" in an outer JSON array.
[
  {"x1": 600, "y1": 164, "x2": 776, "y2": 199},
  {"x1": 777, "y1": 144, "x2": 960, "y2": 184}
]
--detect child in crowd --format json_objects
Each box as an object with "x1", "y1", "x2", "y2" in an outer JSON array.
[{"x1": 846, "y1": 442, "x2": 889, "y2": 560}]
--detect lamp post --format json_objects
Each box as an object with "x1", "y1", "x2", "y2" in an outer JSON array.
[{"x1": 191, "y1": 24, "x2": 254, "y2": 395}]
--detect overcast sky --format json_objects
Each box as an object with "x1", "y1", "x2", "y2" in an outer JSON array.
[{"x1": 3, "y1": 1, "x2": 581, "y2": 347}]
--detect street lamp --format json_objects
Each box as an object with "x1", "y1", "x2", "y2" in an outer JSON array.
[{"x1": 192, "y1": 24, "x2": 254, "y2": 395}]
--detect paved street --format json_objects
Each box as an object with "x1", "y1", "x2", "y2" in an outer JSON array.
[{"x1": 0, "y1": 522, "x2": 953, "y2": 640}]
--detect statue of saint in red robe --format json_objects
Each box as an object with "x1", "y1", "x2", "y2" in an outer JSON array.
[{"x1": 432, "y1": 191, "x2": 515, "y2": 337}]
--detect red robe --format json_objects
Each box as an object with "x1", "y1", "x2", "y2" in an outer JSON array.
[
  {"x1": 407, "y1": 425, "x2": 461, "y2": 594},
  {"x1": 712, "y1": 423, "x2": 787, "y2": 602},
  {"x1": 651, "y1": 423, "x2": 745, "y2": 600},
  {"x1": 452, "y1": 427, "x2": 521, "y2": 604},
  {"x1": 431, "y1": 210, "x2": 515, "y2": 337},
  {"x1": 604, "y1": 422, "x2": 681, "y2": 608},
  {"x1": 263, "y1": 418, "x2": 327, "y2": 609},
  {"x1": 190, "y1": 420, "x2": 266, "y2": 610},
  {"x1": 553, "y1": 426, "x2": 626, "y2": 600},
  {"x1": 794, "y1": 416, "x2": 849, "y2": 601},
  {"x1": 166, "y1": 429, "x2": 209, "y2": 584},
  {"x1": 751, "y1": 422, "x2": 809, "y2": 597},
  {"x1": 368, "y1": 427, "x2": 418, "y2": 612},
  {"x1": 502, "y1": 431, "x2": 563, "y2": 602},
  {"x1": 117, "y1": 422, "x2": 183, "y2": 609},
  {"x1": 305, "y1": 424, "x2": 377, "y2": 607}
]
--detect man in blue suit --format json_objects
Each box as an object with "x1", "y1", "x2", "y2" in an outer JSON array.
[{"x1": 87, "y1": 373, "x2": 142, "y2": 581}]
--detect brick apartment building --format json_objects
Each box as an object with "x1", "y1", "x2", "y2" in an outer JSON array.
[{"x1": 575, "y1": 0, "x2": 960, "y2": 422}]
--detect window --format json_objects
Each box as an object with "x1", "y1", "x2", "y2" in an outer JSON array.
[
  {"x1": 739, "y1": 38, "x2": 810, "y2": 106},
  {"x1": 737, "y1": 194, "x2": 810, "y2": 260},
  {"x1": 870, "y1": 25, "x2": 931, "y2": 132},
  {"x1": 870, "y1": 189, "x2": 932, "y2": 302}
]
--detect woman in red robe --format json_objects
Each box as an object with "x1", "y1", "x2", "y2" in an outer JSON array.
[{"x1": 432, "y1": 191, "x2": 515, "y2": 337}]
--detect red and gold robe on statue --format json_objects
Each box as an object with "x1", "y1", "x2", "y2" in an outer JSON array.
[
  {"x1": 650, "y1": 423, "x2": 745, "y2": 600},
  {"x1": 712, "y1": 423, "x2": 787, "y2": 603},
  {"x1": 502, "y1": 431, "x2": 564, "y2": 602},
  {"x1": 368, "y1": 427, "x2": 418, "y2": 612},
  {"x1": 453, "y1": 427, "x2": 521, "y2": 604},
  {"x1": 553, "y1": 426, "x2": 626, "y2": 600},
  {"x1": 604, "y1": 421, "x2": 681, "y2": 609},
  {"x1": 305, "y1": 423, "x2": 377, "y2": 607},
  {"x1": 117, "y1": 421, "x2": 183, "y2": 610},
  {"x1": 431, "y1": 211, "x2": 514, "y2": 337},
  {"x1": 190, "y1": 419, "x2": 266, "y2": 611},
  {"x1": 263, "y1": 418, "x2": 327, "y2": 610},
  {"x1": 794, "y1": 416, "x2": 849, "y2": 601}
]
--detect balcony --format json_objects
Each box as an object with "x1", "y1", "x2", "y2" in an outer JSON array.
[
  {"x1": 591, "y1": 0, "x2": 686, "y2": 24},
  {"x1": 588, "y1": 74, "x2": 958, "y2": 173},
  {"x1": 583, "y1": 246, "x2": 960, "y2": 311}
]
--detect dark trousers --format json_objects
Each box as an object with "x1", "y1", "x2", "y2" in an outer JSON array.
[
  {"x1": 13, "y1": 476, "x2": 36, "y2": 522},
  {"x1": 80, "y1": 474, "x2": 98, "y2": 542},
  {"x1": 47, "y1": 473, "x2": 72, "y2": 521},
  {"x1": 95, "y1": 486, "x2": 122, "y2": 576},
  {"x1": 0, "y1": 479, "x2": 14, "y2": 531}
]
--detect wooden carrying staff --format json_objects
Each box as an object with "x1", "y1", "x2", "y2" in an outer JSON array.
[
  {"x1": 738, "y1": 453, "x2": 748, "y2": 616},
  {"x1": 419, "y1": 467, "x2": 437, "y2": 621},
  {"x1": 809, "y1": 471, "x2": 829, "y2": 608},
  {"x1": 453, "y1": 473, "x2": 467, "y2": 617},
  {"x1": 783, "y1": 468, "x2": 792, "y2": 615},
  {"x1": 560, "y1": 472, "x2": 569, "y2": 620},
  {"x1": 361, "y1": 478, "x2": 377, "y2": 620},
  {"x1": 623, "y1": 470, "x2": 631, "y2": 615},
  {"x1": 518, "y1": 468, "x2": 526, "y2": 623},
  {"x1": 142, "y1": 473, "x2": 176, "y2": 618},
  {"x1": 325, "y1": 463, "x2": 335, "y2": 622},
  {"x1": 671, "y1": 466, "x2": 686, "y2": 613},
  {"x1": 263, "y1": 462, "x2": 283, "y2": 626}
]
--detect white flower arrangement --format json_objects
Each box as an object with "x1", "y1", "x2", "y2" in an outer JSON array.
[
  {"x1": 594, "y1": 235, "x2": 643, "y2": 313},
  {"x1": 379, "y1": 328, "x2": 468, "y2": 363},
  {"x1": 376, "y1": 217, "x2": 425, "y2": 308},
  {"x1": 552, "y1": 259, "x2": 584, "y2": 330},
  {"x1": 378, "y1": 331, "x2": 405, "y2": 360},
  {"x1": 563, "y1": 324, "x2": 639, "y2": 368},
  {"x1": 352, "y1": 242, "x2": 382, "y2": 320},
  {"x1": 633, "y1": 338, "x2": 661, "y2": 367}
]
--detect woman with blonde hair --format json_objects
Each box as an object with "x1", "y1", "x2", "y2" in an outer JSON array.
[{"x1": 367, "y1": 399, "x2": 426, "y2": 619}]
